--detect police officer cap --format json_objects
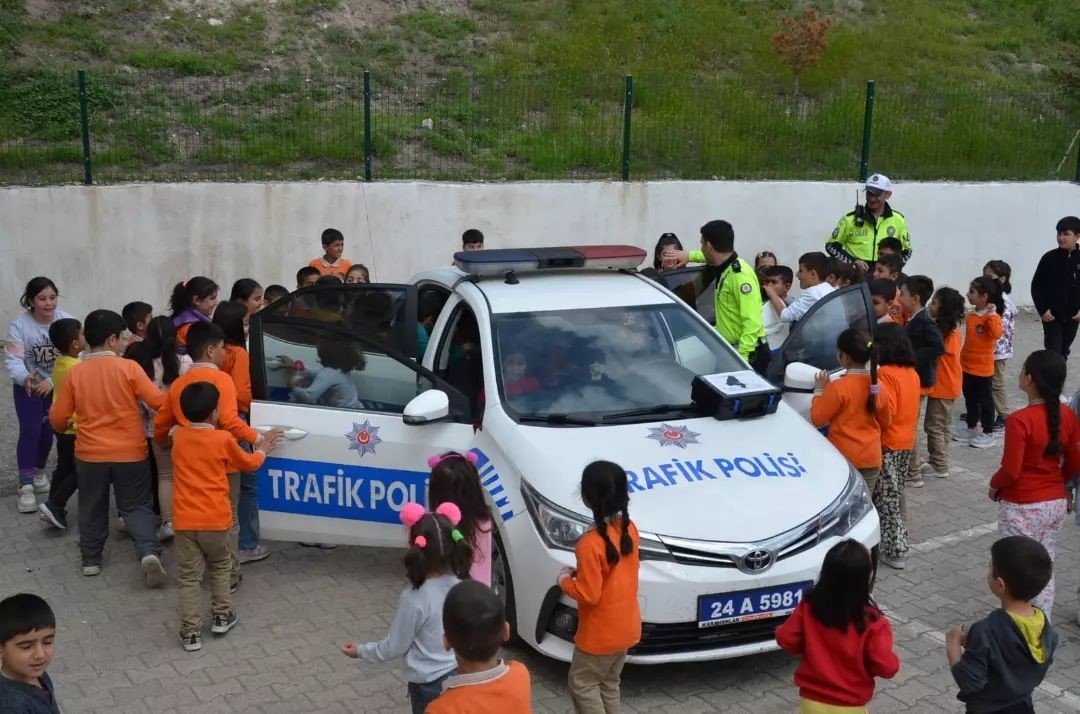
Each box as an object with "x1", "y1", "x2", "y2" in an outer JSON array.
[{"x1": 865, "y1": 174, "x2": 892, "y2": 192}]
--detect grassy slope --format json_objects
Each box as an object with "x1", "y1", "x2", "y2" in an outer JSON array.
[{"x1": 1, "y1": 0, "x2": 1078, "y2": 183}]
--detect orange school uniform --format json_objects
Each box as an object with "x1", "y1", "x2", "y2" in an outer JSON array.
[
  {"x1": 929, "y1": 330, "x2": 962, "y2": 400},
  {"x1": 559, "y1": 522, "x2": 641, "y2": 655},
  {"x1": 220, "y1": 344, "x2": 252, "y2": 414},
  {"x1": 878, "y1": 365, "x2": 922, "y2": 451},
  {"x1": 49, "y1": 352, "x2": 165, "y2": 462},
  {"x1": 171, "y1": 425, "x2": 265, "y2": 531},
  {"x1": 811, "y1": 371, "x2": 892, "y2": 469},
  {"x1": 154, "y1": 363, "x2": 257, "y2": 445},
  {"x1": 425, "y1": 661, "x2": 533, "y2": 714},
  {"x1": 309, "y1": 256, "x2": 352, "y2": 279},
  {"x1": 960, "y1": 311, "x2": 1003, "y2": 378}
]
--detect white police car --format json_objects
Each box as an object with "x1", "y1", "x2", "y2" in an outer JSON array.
[{"x1": 248, "y1": 246, "x2": 879, "y2": 664}]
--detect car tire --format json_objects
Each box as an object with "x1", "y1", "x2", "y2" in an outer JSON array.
[{"x1": 490, "y1": 528, "x2": 520, "y2": 641}]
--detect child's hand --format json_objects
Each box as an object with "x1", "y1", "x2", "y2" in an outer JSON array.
[
  {"x1": 30, "y1": 379, "x2": 52, "y2": 397},
  {"x1": 988, "y1": 487, "x2": 1001, "y2": 502},
  {"x1": 256, "y1": 429, "x2": 284, "y2": 453},
  {"x1": 340, "y1": 642, "x2": 359, "y2": 658},
  {"x1": 1042, "y1": 310, "x2": 1055, "y2": 323},
  {"x1": 945, "y1": 625, "x2": 966, "y2": 648},
  {"x1": 557, "y1": 566, "x2": 575, "y2": 584},
  {"x1": 813, "y1": 370, "x2": 830, "y2": 391}
]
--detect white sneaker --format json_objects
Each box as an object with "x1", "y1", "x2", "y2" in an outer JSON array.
[
  {"x1": 32, "y1": 471, "x2": 50, "y2": 494},
  {"x1": 141, "y1": 555, "x2": 168, "y2": 589},
  {"x1": 880, "y1": 554, "x2": 907, "y2": 570},
  {"x1": 970, "y1": 433, "x2": 996, "y2": 449},
  {"x1": 920, "y1": 462, "x2": 949, "y2": 478},
  {"x1": 17, "y1": 485, "x2": 37, "y2": 514},
  {"x1": 952, "y1": 427, "x2": 976, "y2": 443},
  {"x1": 157, "y1": 521, "x2": 175, "y2": 541}
]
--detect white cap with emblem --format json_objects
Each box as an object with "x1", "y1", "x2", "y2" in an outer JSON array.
[{"x1": 865, "y1": 173, "x2": 892, "y2": 192}]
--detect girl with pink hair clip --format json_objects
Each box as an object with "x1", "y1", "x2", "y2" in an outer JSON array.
[
  {"x1": 340, "y1": 502, "x2": 473, "y2": 714},
  {"x1": 427, "y1": 451, "x2": 494, "y2": 586}
]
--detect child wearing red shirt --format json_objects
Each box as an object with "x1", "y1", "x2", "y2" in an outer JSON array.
[
  {"x1": 776, "y1": 539, "x2": 899, "y2": 712},
  {"x1": 989, "y1": 351, "x2": 1080, "y2": 620}
]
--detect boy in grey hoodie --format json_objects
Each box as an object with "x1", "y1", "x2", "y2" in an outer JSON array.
[{"x1": 946, "y1": 536, "x2": 1059, "y2": 714}]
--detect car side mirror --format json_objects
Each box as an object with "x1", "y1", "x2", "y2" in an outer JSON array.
[
  {"x1": 403, "y1": 389, "x2": 450, "y2": 425},
  {"x1": 784, "y1": 362, "x2": 819, "y2": 392}
]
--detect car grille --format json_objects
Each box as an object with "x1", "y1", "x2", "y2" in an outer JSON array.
[
  {"x1": 659, "y1": 517, "x2": 832, "y2": 569},
  {"x1": 630, "y1": 616, "x2": 787, "y2": 656}
]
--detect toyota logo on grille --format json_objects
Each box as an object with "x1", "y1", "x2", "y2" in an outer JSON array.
[{"x1": 739, "y1": 549, "x2": 774, "y2": 573}]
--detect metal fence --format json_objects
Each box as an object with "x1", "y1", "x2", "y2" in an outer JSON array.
[{"x1": 1, "y1": 69, "x2": 1078, "y2": 185}]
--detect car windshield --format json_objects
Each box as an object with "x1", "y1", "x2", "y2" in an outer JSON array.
[{"x1": 492, "y1": 303, "x2": 744, "y2": 423}]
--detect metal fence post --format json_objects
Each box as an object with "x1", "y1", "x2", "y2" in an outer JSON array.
[
  {"x1": 621, "y1": 75, "x2": 633, "y2": 181},
  {"x1": 363, "y1": 70, "x2": 373, "y2": 182},
  {"x1": 858, "y1": 80, "x2": 875, "y2": 182},
  {"x1": 78, "y1": 69, "x2": 93, "y2": 185},
  {"x1": 1075, "y1": 136, "x2": 1080, "y2": 184}
]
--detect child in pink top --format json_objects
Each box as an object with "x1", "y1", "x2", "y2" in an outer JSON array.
[{"x1": 427, "y1": 452, "x2": 493, "y2": 585}]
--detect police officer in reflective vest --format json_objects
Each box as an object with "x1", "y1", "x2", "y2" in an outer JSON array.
[
  {"x1": 667, "y1": 220, "x2": 770, "y2": 374},
  {"x1": 826, "y1": 173, "x2": 912, "y2": 273}
]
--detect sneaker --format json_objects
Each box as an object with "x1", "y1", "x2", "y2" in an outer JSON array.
[
  {"x1": 906, "y1": 474, "x2": 925, "y2": 488},
  {"x1": 952, "y1": 426, "x2": 977, "y2": 444},
  {"x1": 180, "y1": 632, "x2": 202, "y2": 652},
  {"x1": 211, "y1": 611, "x2": 239, "y2": 635},
  {"x1": 38, "y1": 502, "x2": 67, "y2": 530},
  {"x1": 238, "y1": 545, "x2": 270, "y2": 564},
  {"x1": 82, "y1": 563, "x2": 101, "y2": 577},
  {"x1": 230, "y1": 573, "x2": 243, "y2": 594},
  {"x1": 156, "y1": 521, "x2": 175, "y2": 541},
  {"x1": 919, "y1": 462, "x2": 949, "y2": 478},
  {"x1": 992, "y1": 417, "x2": 1007, "y2": 433},
  {"x1": 880, "y1": 554, "x2": 907, "y2": 570},
  {"x1": 16, "y1": 485, "x2": 37, "y2": 514},
  {"x1": 32, "y1": 471, "x2": 50, "y2": 494},
  {"x1": 141, "y1": 554, "x2": 167, "y2": 589},
  {"x1": 970, "y1": 433, "x2": 996, "y2": 449}
]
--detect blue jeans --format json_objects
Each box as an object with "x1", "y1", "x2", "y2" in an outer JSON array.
[
  {"x1": 407, "y1": 671, "x2": 453, "y2": 714},
  {"x1": 238, "y1": 470, "x2": 260, "y2": 550}
]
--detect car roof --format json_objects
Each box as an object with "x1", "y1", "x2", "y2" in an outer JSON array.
[{"x1": 472, "y1": 271, "x2": 675, "y2": 314}]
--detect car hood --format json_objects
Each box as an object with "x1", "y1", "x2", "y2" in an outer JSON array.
[{"x1": 490, "y1": 404, "x2": 850, "y2": 543}]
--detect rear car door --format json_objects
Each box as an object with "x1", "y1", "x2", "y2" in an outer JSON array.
[{"x1": 249, "y1": 283, "x2": 474, "y2": 547}]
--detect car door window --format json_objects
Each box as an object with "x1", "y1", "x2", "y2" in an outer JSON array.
[
  {"x1": 250, "y1": 286, "x2": 469, "y2": 420},
  {"x1": 658, "y1": 267, "x2": 716, "y2": 324},
  {"x1": 435, "y1": 304, "x2": 484, "y2": 416},
  {"x1": 771, "y1": 284, "x2": 873, "y2": 381}
]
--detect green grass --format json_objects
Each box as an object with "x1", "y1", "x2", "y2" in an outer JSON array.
[{"x1": 0, "y1": 0, "x2": 1077, "y2": 184}]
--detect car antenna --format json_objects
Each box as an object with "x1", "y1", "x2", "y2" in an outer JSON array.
[{"x1": 504, "y1": 270, "x2": 519, "y2": 285}]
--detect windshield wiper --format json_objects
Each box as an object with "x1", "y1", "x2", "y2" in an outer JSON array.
[
  {"x1": 601, "y1": 403, "x2": 697, "y2": 422},
  {"x1": 518, "y1": 413, "x2": 598, "y2": 426}
]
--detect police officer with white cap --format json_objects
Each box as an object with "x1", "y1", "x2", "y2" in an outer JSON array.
[{"x1": 826, "y1": 173, "x2": 911, "y2": 274}]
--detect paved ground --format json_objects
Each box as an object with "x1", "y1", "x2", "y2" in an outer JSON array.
[{"x1": 3, "y1": 314, "x2": 1080, "y2": 713}]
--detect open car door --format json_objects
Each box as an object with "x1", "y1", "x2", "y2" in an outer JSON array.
[
  {"x1": 655, "y1": 266, "x2": 717, "y2": 324},
  {"x1": 771, "y1": 284, "x2": 874, "y2": 420},
  {"x1": 249, "y1": 283, "x2": 473, "y2": 548}
]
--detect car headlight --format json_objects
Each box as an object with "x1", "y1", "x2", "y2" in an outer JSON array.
[
  {"x1": 520, "y1": 480, "x2": 674, "y2": 561},
  {"x1": 818, "y1": 465, "x2": 875, "y2": 540}
]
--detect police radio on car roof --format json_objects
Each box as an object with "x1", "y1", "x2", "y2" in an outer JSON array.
[{"x1": 454, "y1": 246, "x2": 646, "y2": 278}]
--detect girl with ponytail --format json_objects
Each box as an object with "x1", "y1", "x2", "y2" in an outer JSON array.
[
  {"x1": 170, "y1": 276, "x2": 219, "y2": 352},
  {"x1": 558, "y1": 460, "x2": 641, "y2": 713},
  {"x1": 340, "y1": 503, "x2": 471, "y2": 714},
  {"x1": 923, "y1": 288, "x2": 965, "y2": 478},
  {"x1": 989, "y1": 350, "x2": 1080, "y2": 619},
  {"x1": 811, "y1": 329, "x2": 892, "y2": 496}
]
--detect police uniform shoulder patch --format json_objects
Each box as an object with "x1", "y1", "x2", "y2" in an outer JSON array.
[
  {"x1": 740, "y1": 283, "x2": 753, "y2": 295},
  {"x1": 887, "y1": 226, "x2": 896, "y2": 237},
  {"x1": 831, "y1": 227, "x2": 840, "y2": 238}
]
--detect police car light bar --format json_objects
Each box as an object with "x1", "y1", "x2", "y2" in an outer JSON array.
[{"x1": 455, "y1": 245, "x2": 646, "y2": 278}]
